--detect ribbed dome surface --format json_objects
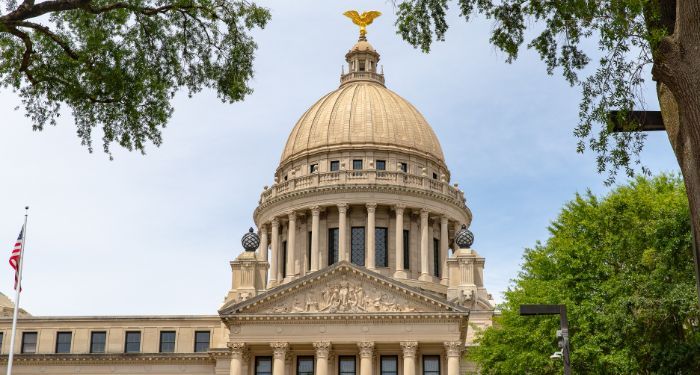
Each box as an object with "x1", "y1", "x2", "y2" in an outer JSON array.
[{"x1": 280, "y1": 81, "x2": 445, "y2": 164}]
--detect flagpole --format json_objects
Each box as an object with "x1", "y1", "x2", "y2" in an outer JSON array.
[{"x1": 7, "y1": 206, "x2": 28, "y2": 375}]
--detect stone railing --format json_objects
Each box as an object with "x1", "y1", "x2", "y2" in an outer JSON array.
[
  {"x1": 259, "y1": 170, "x2": 466, "y2": 207},
  {"x1": 340, "y1": 71, "x2": 385, "y2": 86}
]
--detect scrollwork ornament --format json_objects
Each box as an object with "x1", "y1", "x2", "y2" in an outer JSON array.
[
  {"x1": 357, "y1": 342, "x2": 374, "y2": 358},
  {"x1": 228, "y1": 342, "x2": 247, "y2": 359},
  {"x1": 400, "y1": 341, "x2": 418, "y2": 358},
  {"x1": 444, "y1": 341, "x2": 463, "y2": 357},
  {"x1": 313, "y1": 342, "x2": 332, "y2": 358},
  {"x1": 270, "y1": 342, "x2": 288, "y2": 360}
]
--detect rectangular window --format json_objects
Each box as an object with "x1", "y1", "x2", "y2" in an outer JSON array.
[
  {"x1": 433, "y1": 172, "x2": 438, "y2": 180},
  {"x1": 359, "y1": 60, "x2": 366, "y2": 71},
  {"x1": 380, "y1": 356, "x2": 398, "y2": 375},
  {"x1": 339, "y1": 356, "x2": 357, "y2": 375},
  {"x1": 256, "y1": 356, "x2": 273, "y2": 375},
  {"x1": 403, "y1": 230, "x2": 410, "y2": 270},
  {"x1": 0, "y1": 332, "x2": 3, "y2": 351},
  {"x1": 351, "y1": 227, "x2": 365, "y2": 266},
  {"x1": 297, "y1": 356, "x2": 314, "y2": 375},
  {"x1": 375, "y1": 227, "x2": 388, "y2": 267},
  {"x1": 90, "y1": 331, "x2": 106, "y2": 353},
  {"x1": 328, "y1": 228, "x2": 339, "y2": 266},
  {"x1": 55, "y1": 331, "x2": 72, "y2": 354},
  {"x1": 124, "y1": 331, "x2": 141, "y2": 353},
  {"x1": 21, "y1": 332, "x2": 37, "y2": 354},
  {"x1": 376, "y1": 160, "x2": 386, "y2": 170},
  {"x1": 352, "y1": 159, "x2": 363, "y2": 170},
  {"x1": 194, "y1": 331, "x2": 210, "y2": 352},
  {"x1": 159, "y1": 331, "x2": 176, "y2": 353},
  {"x1": 400, "y1": 162, "x2": 408, "y2": 173},
  {"x1": 282, "y1": 241, "x2": 288, "y2": 278},
  {"x1": 330, "y1": 160, "x2": 340, "y2": 171},
  {"x1": 310, "y1": 164, "x2": 318, "y2": 173},
  {"x1": 308, "y1": 231, "x2": 313, "y2": 271},
  {"x1": 423, "y1": 356, "x2": 440, "y2": 375},
  {"x1": 433, "y1": 238, "x2": 441, "y2": 278}
]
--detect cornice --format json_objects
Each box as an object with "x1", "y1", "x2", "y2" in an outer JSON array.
[{"x1": 0, "y1": 353, "x2": 215, "y2": 366}]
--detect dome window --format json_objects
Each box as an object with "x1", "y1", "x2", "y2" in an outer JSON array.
[
  {"x1": 309, "y1": 164, "x2": 318, "y2": 173},
  {"x1": 352, "y1": 160, "x2": 363, "y2": 170},
  {"x1": 376, "y1": 160, "x2": 386, "y2": 170},
  {"x1": 432, "y1": 172, "x2": 438, "y2": 180},
  {"x1": 330, "y1": 160, "x2": 340, "y2": 171},
  {"x1": 359, "y1": 60, "x2": 366, "y2": 71},
  {"x1": 400, "y1": 163, "x2": 408, "y2": 173}
]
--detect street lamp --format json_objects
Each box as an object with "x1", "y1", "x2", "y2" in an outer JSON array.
[{"x1": 519, "y1": 304, "x2": 571, "y2": 375}]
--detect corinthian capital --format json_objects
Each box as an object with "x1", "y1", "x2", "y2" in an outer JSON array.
[
  {"x1": 444, "y1": 341, "x2": 463, "y2": 357},
  {"x1": 313, "y1": 341, "x2": 332, "y2": 358},
  {"x1": 357, "y1": 341, "x2": 374, "y2": 358},
  {"x1": 270, "y1": 342, "x2": 288, "y2": 359},
  {"x1": 400, "y1": 341, "x2": 418, "y2": 358},
  {"x1": 228, "y1": 342, "x2": 247, "y2": 359}
]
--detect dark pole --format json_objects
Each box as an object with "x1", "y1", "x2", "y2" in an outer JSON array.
[{"x1": 520, "y1": 304, "x2": 571, "y2": 375}]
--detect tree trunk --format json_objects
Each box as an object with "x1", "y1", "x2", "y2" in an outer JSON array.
[{"x1": 653, "y1": 0, "x2": 700, "y2": 304}]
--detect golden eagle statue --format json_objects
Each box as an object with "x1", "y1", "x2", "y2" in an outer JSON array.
[{"x1": 343, "y1": 10, "x2": 382, "y2": 39}]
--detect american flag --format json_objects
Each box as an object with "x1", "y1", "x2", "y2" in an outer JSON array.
[{"x1": 9, "y1": 226, "x2": 24, "y2": 291}]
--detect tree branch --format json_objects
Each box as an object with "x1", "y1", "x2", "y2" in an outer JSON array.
[
  {"x1": 13, "y1": 21, "x2": 80, "y2": 60},
  {"x1": 6, "y1": 26, "x2": 37, "y2": 85}
]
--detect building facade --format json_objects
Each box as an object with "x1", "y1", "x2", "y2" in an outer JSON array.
[{"x1": 0, "y1": 32, "x2": 494, "y2": 375}]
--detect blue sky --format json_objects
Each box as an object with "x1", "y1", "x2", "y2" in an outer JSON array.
[{"x1": 0, "y1": 1, "x2": 680, "y2": 315}]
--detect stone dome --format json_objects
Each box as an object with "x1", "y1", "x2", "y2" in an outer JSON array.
[{"x1": 280, "y1": 81, "x2": 446, "y2": 166}]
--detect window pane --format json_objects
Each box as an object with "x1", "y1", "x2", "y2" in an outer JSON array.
[
  {"x1": 125, "y1": 331, "x2": 141, "y2": 353},
  {"x1": 351, "y1": 227, "x2": 365, "y2": 266},
  {"x1": 310, "y1": 164, "x2": 318, "y2": 173},
  {"x1": 330, "y1": 161, "x2": 340, "y2": 171},
  {"x1": 400, "y1": 163, "x2": 408, "y2": 173},
  {"x1": 376, "y1": 160, "x2": 386, "y2": 170},
  {"x1": 352, "y1": 160, "x2": 363, "y2": 170},
  {"x1": 375, "y1": 227, "x2": 388, "y2": 267},
  {"x1": 381, "y1": 356, "x2": 398, "y2": 375},
  {"x1": 403, "y1": 230, "x2": 410, "y2": 270},
  {"x1": 339, "y1": 356, "x2": 356, "y2": 375},
  {"x1": 0, "y1": 332, "x2": 3, "y2": 351},
  {"x1": 282, "y1": 241, "x2": 287, "y2": 278},
  {"x1": 256, "y1": 356, "x2": 272, "y2": 375},
  {"x1": 328, "y1": 228, "x2": 339, "y2": 265},
  {"x1": 308, "y1": 231, "x2": 312, "y2": 271},
  {"x1": 194, "y1": 331, "x2": 210, "y2": 352},
  {"x1": 297, "y1": 356, "x2": 314, "y2": 375},
  {"x1": 90, "y1": 331, "x2": 106, "y2": 353},
  {"x1": 160, "y1": 331, "x2": 176, "y2": 353},
  {"x1": 55, "y1": 332, "x2": 72, "y2": 353},
  {"x1": 21, "y1": 332, "x2": 37, "y2": 353},
  {"x1": 423, "y1": 356, "x2": 440, "y2": 375}
]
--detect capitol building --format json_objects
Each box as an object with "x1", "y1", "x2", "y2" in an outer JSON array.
[{"x1": 0, "y1": 26, "x2": 495, "y2": 375}]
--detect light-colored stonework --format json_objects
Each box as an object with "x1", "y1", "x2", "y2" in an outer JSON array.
[{"x1": 0, "y1": 33, "x2": 495, "y2": 375}]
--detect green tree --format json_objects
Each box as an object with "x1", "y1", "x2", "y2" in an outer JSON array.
[
  {"x1": 394, "y1": 1, "x2": 700, "y2": 296},
  {"x1": 0, "y1": 0, "x2": 269, "y2": 154},
  {"x1": 468, "y1": 175, "x2": 700, "y2": 374}
]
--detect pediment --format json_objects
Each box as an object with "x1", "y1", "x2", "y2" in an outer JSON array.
[{"x1": 219, "y1": 261, "x2": 468, "y2": 316}]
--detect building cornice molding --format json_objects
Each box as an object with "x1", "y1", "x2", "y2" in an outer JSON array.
[{"x1": 0, "y1": 353, "x2": 215, "y2": 366}]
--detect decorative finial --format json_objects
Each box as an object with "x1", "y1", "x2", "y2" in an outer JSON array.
[
  {"x1": 241, "y1": 227, "x2": 260, "y2": 252},
  {"x1": 454, "y1": 224, "x2": 474, "y2": 249},
  {"x1": 343, "y1": 10, "x2": 382, "y2": 40}
]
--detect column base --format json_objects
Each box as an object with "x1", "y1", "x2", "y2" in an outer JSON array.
[
  {"x1": 283, "y1": 276, "x2": 296, "y2": 283},
  {"x1": 440, "y1": 277, "x2": 448, "y2": 286},
  {"x1": 393, "y1": 270, "x2": 408, "y2": 279},
  {"x1": 418, "y1": 273, "x2": 433, "y2": 282}
]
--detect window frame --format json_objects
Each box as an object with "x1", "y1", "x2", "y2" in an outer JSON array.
[
  {"x1": 375, "y1": 227, "x2": 389, "y2": 267},
  {"x1": 159, "y1": 330, "x2": 176, "y2": 353},
  {"x1": 282, "y1": 240, "x2": 288, "y2": 278},
  {"x1": 21, "y1": 331, "x2": 37, "y2": 354},
  {"x1": 307, "y1": 231, "x2": 313, "y2": 271},
  {"x1": 351, "y1": 226, "x2": 366, "y2": 266},
  {"x1": 55, "y1": 331, "x2": 72, "y2": 354},
  {"x1": 433, "y1": 238, "x2": 441, "y2": 278},
  {"x1": 422, "y1": 355, "x2": 441, "y2": 375},
  {"x1": 309, "y1": 164, "x2": 318, "y2": 173},
  {"x1": 124, "y1": 331, "x2": 141, "y2": 353},
  {"x1": 352, "y1": 159, "x2": 363, "y2": 170},
  {"x1": 297, "y1": 355, "x2": 315, "y2": 375},
  {"x1": 328, "y1": 227, "x2": 339, "y2": 266},
  {"x1": 403, "y1": 230, "x2": 410, "y2": 270},
  {"x1": 338, "y1": 355, "x2": 357, "y2": 375},
  {"x1": 330, "y1": 160, "x2": 340, "y2": 171},
  {"x1": 90, "y1": 331, "x2": 107, "y2": 354},
  {"x1": 400, "y1": 162, "x2": 408, "y2": 173},
  {"x1": 380, "y1": 355, "x2": 398, "y2": 375},
  {"x1": 375, "y1": 160, "x2": 386, "y2": 170},
  {"x1": 194, "y1": 330, "x2": 210, "y2": 353},
  {"x1": 255, "y1": 356, "x2": 273, "y2": 375}
]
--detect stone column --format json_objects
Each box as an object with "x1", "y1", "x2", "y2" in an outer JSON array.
[
  {"x1": 440, "y1": 216, "x2": 449, "y2": 285},
  {"x1": 229, "y1": 342, "x2": 246, "y2": 375},
  {"x1": 366, "y1": 203, "x2": 377, "y2": 269},
  {"x1": 358, "y1": 342, "x2": 374, "y2": 375},
  {"x1": 338, "y1": 204, "x2": 348, "y2": 262},
  {"x1": 444, "y1": 341, "x2": 463, "y2": 375},
  {"x1": 400, "y1": 341, "x2": 418, "y2": 375},
  {"x1": 394, "y1": 205, "x2": 407, "y2": 279},
  {"x1": 285, "y1": 212, "x2": 296, "y2": 282},
  {"x1": 313, "y1": 342, "x2": 331, "y2": 375},
  {"x1": 419, "y1": 209, "x2": 431, "y2": 281},
  {"x1": 310, "y1": 206, "x2": 321, "y2": 272},
  {"x1": 270, "y1": 219, "x2": 279, "y2": 286},
  {"x1": 270, "y1": 342, "x2": 288, "y2": 375},
  {"x1": 258, "y1": 224, "x2": 269, "y2": 262}
]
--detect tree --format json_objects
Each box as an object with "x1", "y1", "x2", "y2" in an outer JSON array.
[
  {"x1": 467, "y1": 175, "x2": 700, "y2": 374},
  {"x1": 0, "y1": 0, "x2": 269, "y2": 154},
  {"x1": 394, "y1": 1, "x2": 700, "y2": 299}
]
